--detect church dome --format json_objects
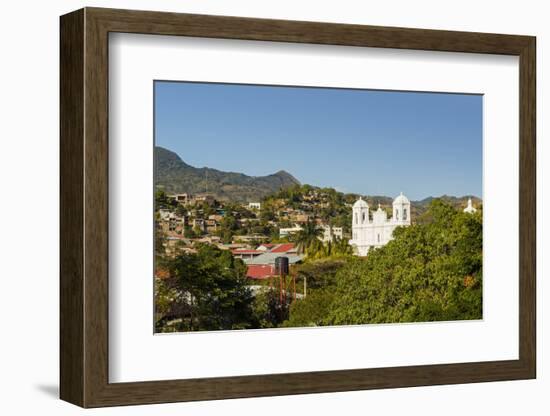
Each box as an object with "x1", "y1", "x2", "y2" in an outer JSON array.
[
  {"x1": 353, "y1": 197, "x2": 369, "y2": 209},
  {"x1": 393, "y1": 192, "x2": 410, "y2": 205}
]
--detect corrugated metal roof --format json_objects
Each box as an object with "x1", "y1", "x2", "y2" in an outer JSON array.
[
  {"x1": 244, "y1": 252, "x2": 303, "y2": 265},
  {"x1": 246, "y1": 264, "x2": 274, "y2": 279},
  {"x1": 232, "y1": 249, "x2": 263, "y2": 254}
]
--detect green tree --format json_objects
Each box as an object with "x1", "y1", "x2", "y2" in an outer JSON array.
[
  {"x1": 219, "y1": 212, "x2": 239, "y2": 243},
  {"x1": 283, "y1": 288, "x2": 335, "y2": 327},
  {"x1": 252, "y1": 289, "x2": 289, "y2": 328},
  {"x1": 176, "y1": 204, "x2": 187, "y2": 217},
  {"x1": 281, "y1": 258, "x2": 345, "y2": 327},
  {"x1": 160, "y1": 244, "x2": 258, "y2": 331},
  {"x1": 183, "y1": 225, "x2": 196, "y2": 238},
  {"x1": 292, "y1": 220, "x2": 323, "y2": 254},
  {"x1": 260, "y1": 207, "x2": 276, "y2": 222},
  {"x1": 155, "y1": 189, "x2": 176, "y2": 210},
  {"x1": 155, "y1": 220, "x2": 166, "y2": 257},
  {"x1": 326, "y1": 200, "x2": 482, "y2": 325}
]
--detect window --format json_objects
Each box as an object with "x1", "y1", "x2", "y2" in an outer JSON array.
[
  {"x1": 362, "y1": 212, "x2": 366, "y2": 223},
  {"x1": 403, "y1": 208, "x2": 407, "y2": 221},
  {"x1": 355, "y1": 213, "x2": 358, "y2": 224},
  {"x1": 377, "y1": 233, "x2": 380, "y2": 243}
]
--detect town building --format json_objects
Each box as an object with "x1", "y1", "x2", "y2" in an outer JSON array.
[
  {"x1": 197, "y1": 235, "x2": 221, "y2": 245},
  {"x1": 248, "y1": 202, "x2": 261, "y2": 210},
  {"x1": 279, "y1": 225, "x2": 303, "y2": 238},
  {"x1": 321, "y1": 225, "x2": 344, "y2": 243},
  {"x1": 164, "y1": 236, "x2": 194, "y2": 256},
  {"x1": 349, "y1": 193, "x2": 411, "y2": 256},
  {"x1": 293, "y1": 213, "x2": 310, "y2": 223},
  {"x1": 192, "y1": 218, "x2": 207, "y2": 233},
  {"x1": 232, "y1": 234, "x2": 270, "y2": 243},
  {"x1": 244, "y1": 252, "x2": 303, "y2": 267},
  {"x1": 208, "y1": 214, "x2": 224, "y2": 222},
  {"x1": 195, "y1": 194, "x2": 216, "y2": 205},
  {"x1": 205, "y1": 219, "x2": 219, "y2": 233},
  {"x1": 170, "y1": 193, "x2": 194, "y2": 205},
  {"x1": 246, "y1": 264, "x2": 275, "y2": 280},
  {"x1": 256, "y1": 243, "x2": 277, "y2": 252},
  {"x1": 232, "y1": 243, "x2": 302, "y2": 279},
  {"x1": 231, "y1": 249, "x2": 264, "y2": 260},
  {"x1": 463, "y1": 198, "x2": 478, "y2": 214},
  {"x1": 270, "y1": 243, "x2": 298, "y2": 254},
  {"x1": 158, "y1": 210, "x2": 184, "y2": 235}
]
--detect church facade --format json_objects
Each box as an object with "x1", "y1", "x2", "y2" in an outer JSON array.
[{"x1": 348, "y1": 193, "x2": 411, "y2": 256}]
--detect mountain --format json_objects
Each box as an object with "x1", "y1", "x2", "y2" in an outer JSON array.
[
  {"x1": 338, "y1": 193, "x2": 481, "y2": 219},
  {"x1": 411, "y1": 194, "x2": 482, "y2": 217},
  {"x1": 155, "y1": 146, "x2": 301, "y2": 202}
]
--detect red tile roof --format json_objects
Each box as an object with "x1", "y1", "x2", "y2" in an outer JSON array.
[
  {"x1": 270, "y1": 243, "x2": 295, "y2": 253},
  {"x1": 246, "y1": 264, "x2": 275, "y2": 280},
  {"x1": 259, "y1": 243, "x2": 277, "y2": 248}
]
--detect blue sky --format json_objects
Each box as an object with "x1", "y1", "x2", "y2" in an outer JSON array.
[{"x1": 154, "y1": 81, "x2": 482, "y2": 201}]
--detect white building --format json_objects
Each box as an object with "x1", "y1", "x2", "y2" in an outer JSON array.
[
  {"x1": 279, "y1": 225, "x2": 303, "y2": 238},
  {"x1": 321, "y1": 225, "x2": 344, "y2": 243},
  {"x1": 463, "y1": 198, "x2": 477, "y2": 214},
  {"x1": 349, "y1": 193, "x2": 411, "y2": 256},
  {"x1": 279, "y1": 223, "x2": 344, "y2": 242},
  {"x1": 248, "y1": 202, "x2": 261, "y2": 210}
]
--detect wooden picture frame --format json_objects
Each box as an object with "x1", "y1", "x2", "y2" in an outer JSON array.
[{"x1": 60, "y1": 7, "x2": 536, "y2": 408}]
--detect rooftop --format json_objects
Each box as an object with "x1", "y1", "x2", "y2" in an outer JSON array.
[
  {"x1": 270, "y1": 243, "x2": 296, "y2": 253},
  {"x1": 244, "y1": 252, "x2": 303, "y2": 266},
  {"x1": 246, "y1": 264, "x2": 275, "y2": 280},
  {"x1": 232, "y1": 249, "x2": 263, "y2": 255}
]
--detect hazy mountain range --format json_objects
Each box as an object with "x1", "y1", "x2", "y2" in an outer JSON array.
[
  {"x1": 155, "y1": 146, "x2": 481, "y2": 210},
  {"x1": 155, "y1": 146, "x2": 300, "y2": 202}
]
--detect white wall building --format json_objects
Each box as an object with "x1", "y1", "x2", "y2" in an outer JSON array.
[
  {"x1": 248, "y1": 202, "x2": 261, "y2": 210},
  {"x1": 279, "y1": 225, "x2": 303, "y2": 238},
  {"x1": 463, "y1": 198, "x2": 477, "y2": 214},
  {"x1": 279, "y1": 224, "x2": 344, "y2": 242},
  {"x1": 321, "y1": 224, "x2": 344, "y2": 242},
  {"x1": 349, "y1": 193, "x2": 411, "y2": 256}
]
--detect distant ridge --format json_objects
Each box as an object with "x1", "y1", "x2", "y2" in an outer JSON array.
[{"x1": 155, "y1": 146, "x2": 301, "y2": 202}]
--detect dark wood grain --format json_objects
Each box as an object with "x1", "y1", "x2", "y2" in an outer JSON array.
[
  {"x1": 518, "y1": 38, "x2": 537, "y2": 376},
  {"x1": 59, "y1": 8, "x2": 84, "y2": 406},
  {"x1": 60, "y1": 7, "x2": 537, "y2": 408}
]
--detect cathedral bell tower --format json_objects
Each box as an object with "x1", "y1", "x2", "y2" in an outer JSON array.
[
  {"x1": 353, "y1": 197, "x2": 369, "y2": 228},
  {"x1": 349, "y1": 197, "x2": 370, "y2": 256},
  {"x1": 392, "y1": 192, "x2": 411, "y2": 225}
]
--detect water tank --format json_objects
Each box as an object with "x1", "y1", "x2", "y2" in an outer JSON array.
[{"x1": 274, "y1": 256, "x2": 289, "y2": 275}]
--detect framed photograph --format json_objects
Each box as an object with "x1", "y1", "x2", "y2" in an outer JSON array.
[{"x1": 60, "y1": 7, "x2": 536, "y2": 408}]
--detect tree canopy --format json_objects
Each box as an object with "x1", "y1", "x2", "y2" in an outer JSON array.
[
  {"x1": 156, "y1": 199, "x2": 483, "y2": 332},
  {"x1": 156, "y1": 244, "x2": 258, "y2": 332},
  {"x1": 324, "y1": 200, "x2": 482, "y2": 325}
]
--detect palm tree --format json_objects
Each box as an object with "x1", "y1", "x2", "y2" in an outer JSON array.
[
  {"x1": 293, "y1": 220, "x2": 323, "y2": 254},
  {"x1": 332, "y1": 235, "x2": 352, "y2": 256}
]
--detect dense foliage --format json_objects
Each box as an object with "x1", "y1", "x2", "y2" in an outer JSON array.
[
  {"x1": 262, "y1": 184, "x2": 355, "y2": 232},
  {"x1": 155, "y1": 199, "x2": 483, "y2": 332},
  {"x1": 155, "y1": 244, "x2": 257, "y2": 332},
  {"x1": 324, "y1": 200, "x2": 483, "y2": 324}
]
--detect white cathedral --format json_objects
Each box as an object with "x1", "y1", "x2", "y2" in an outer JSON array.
[{"x1": 348, "y1": 193, "x2": 411, "y2": 256}]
